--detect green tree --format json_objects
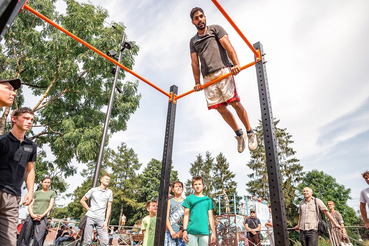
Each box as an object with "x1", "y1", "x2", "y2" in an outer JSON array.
[
  {"x1": 138, "y1": 159, "x2": 178, "y2": 202},
  {"x1": 185, "y1": 154, "x2": 204, "y2": 196},
  {"x1": 104, "y1": 142, "x2": 142, "y2": 225},
  {"x1": 0, "y1": 0, "x2": 141, "y2": 192},
  {"x1": 246, "y1": 119, "x2": 304, "y2": 227},
  {"x1": 297, "y1": 170, "x2": 358, "y2": 225},
  {"x1": 185, "y1": 152, "x2": 214, "y2": 197}
]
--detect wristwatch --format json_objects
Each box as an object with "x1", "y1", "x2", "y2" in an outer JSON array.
[{"x1": 182, "y1": 229, "x2": 187, "y2": 232}]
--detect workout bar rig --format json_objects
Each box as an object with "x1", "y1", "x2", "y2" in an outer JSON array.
[{"x1": 8, "y1": 0, "x2": 289, "y2": 245}]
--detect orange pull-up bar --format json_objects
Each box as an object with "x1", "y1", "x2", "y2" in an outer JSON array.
[
  {"x1": 211, "y1": 0, "x2": 261, "y2": 61},
  {"x1": 175, "y1": 61, "x2": 256, "y2": 101},
  {"x1": 23, "y1": 5, "x2": 171, "y2": 99}
]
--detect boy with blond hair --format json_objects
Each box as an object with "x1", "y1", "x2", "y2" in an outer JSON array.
[
  {"x1": 165, "y1": 181, "x2": 185, "y2": 246},
  {"x1": 142, "y1": 200, "x2": 158, "y2": 246},
  {"x1": 182, "y1": 176, "x2": 216, "y2": 246}
]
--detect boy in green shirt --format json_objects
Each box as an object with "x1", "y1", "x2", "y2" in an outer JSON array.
[
  {"x1": 182, "y1": 176, "x2": 216, "y2": 246},
  {"x1": 142, "y1": 200, "x2": 158, "y2": 246}
]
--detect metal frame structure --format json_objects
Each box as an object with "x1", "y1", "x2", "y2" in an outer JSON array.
[{"x1": 4, "y1": 1, "x2": 289, "y2": 245}]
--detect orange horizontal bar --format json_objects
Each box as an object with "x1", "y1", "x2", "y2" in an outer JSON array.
[
  {"x1": 175, "y1": 61, "x2": 256, "y2": 101},
  {"x1": 211, "y1": 0, "x2": 260, "y2": 61},
  {"x1": 24, "y1": 5, "x2": 171, "y2": 98}
]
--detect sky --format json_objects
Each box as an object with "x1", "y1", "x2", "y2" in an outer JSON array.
[{"x1": 17, "y1": 0, "x2": 369, "y2": 217}]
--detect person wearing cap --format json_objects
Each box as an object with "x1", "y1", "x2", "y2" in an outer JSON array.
[
  {"x1": 0, "y1": 107, "x2": 36, "y2": 246},
  {"x1": 0, "y1": 77, "x2": 21, "y2": 108},
  {"x1": 244, "y1": 208, "x2": 261, "y2": 246}
]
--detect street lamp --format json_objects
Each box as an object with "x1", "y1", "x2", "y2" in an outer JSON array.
[{"x1": 91, "y1": 32, "x2": 134, "y2": 188}]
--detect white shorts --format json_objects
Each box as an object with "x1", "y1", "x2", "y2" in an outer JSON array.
[{"x1": 203, "y1": 67, "x2": 240, "y2": 110}]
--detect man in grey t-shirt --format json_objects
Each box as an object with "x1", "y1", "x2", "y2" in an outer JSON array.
[
  {"x1": 189, "y1": 7, "x2": 257, "y2": 154},
  {"x1": 80, "y1": 175, "x2": 113, "y2": 246}
]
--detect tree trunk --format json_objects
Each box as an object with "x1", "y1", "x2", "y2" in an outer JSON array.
[{"x1": 0, "y1": 106, "x2": 10, "y2": 135}]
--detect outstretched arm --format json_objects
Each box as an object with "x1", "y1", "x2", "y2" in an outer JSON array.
[
  {"x1": 23, "y1": 161, "x2": 35, "y2": 205},
  {"x1": 80, "y1": 196, "x2": 90, "y2": 211},
  {"x1": 183, "y1": 207, "x2": 190, "y2": 243},
  {"x1": 191, "y1": 52, "x2": 202, "y2": 91},
  {"x1": 219, "y1": 35, "x2": 241, "y2": 76},
  {"x1": 103, "y1": 201, "x2": 112, "y2": 231},
  {"x1": 324, "y1": 211, "x2": 341, "y2": 229},
  {"x1": 208, "y1": 210, "x2": 216, "y2": 243},
  {"x1": 360, "y1": 202, "x2": 369, "y2": 229}
]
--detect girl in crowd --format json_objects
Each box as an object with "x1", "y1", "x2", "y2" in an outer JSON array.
[
  {"x1": 17, "y1": 177, "x2": 56, "y2": 246},
  {"x1": 327, "y1": 201, "x2": 349, "y2": 245}
]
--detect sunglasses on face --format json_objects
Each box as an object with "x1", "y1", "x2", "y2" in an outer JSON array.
[{"x1": 250, "y1": 211, "x2": 255, "y2": 214}]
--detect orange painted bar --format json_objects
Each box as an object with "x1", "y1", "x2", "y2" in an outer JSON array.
[
  {"x1": 23, "y1": 5, "x2": 171, "y2": 98},
  {"x1": 175, "y1": 61, "x2": 256, "y2": 101},
  {"x1": 211, "y1": 0, "x2": 260, "y2": 60}
]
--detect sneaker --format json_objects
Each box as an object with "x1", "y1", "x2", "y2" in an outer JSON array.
[
  {"x1": 235, "y1": 134, "x2": 246, "y2": 153},
  {"x1": 247, "y1": 132, "x2": 258, "y2": 151}
]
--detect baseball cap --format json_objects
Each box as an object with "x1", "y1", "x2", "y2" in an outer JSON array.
[
  {"x1": 250, "y1": 208, "x2": 256, "y2": 213},
  {"x1": 0, "y1": 77, "x2": 21, "y2": 90}
]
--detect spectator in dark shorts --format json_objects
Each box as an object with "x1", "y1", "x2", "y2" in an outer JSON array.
[
  {"x1": 0, "y1": 107, "x2": 36, "y2": 246},
  {"x1": 0, "y1": 77, "x2": 20, "y2": 108},
  {"x1": 244, "y1": 208, "x2": 261, "y2": 246}
]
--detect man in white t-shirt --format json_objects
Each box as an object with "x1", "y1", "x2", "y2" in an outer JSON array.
[{"x1": 360, "y1": 171, "x2": 369, "y2": 230}]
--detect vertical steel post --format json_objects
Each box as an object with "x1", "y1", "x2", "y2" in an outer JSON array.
[
  {"x1": 234, "y1": 193, "x2": 236, "y2": 215},
  {"x1": 253, "y1": 41, "x2": 289, "y2": 245},
  {"x1": 154, "y1": 85, "x2": 178, "y2": 246},
  {"x1": 218, "y1": 196, "x2": 221, "y2": 215}
]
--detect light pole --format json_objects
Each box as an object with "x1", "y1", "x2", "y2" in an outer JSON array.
[
  {"x1": 92, "y1": 32, "x2": 133, "y2": 187},
  {"x1": 80, "y1": 31, "x2": 133, "y2": 246}
]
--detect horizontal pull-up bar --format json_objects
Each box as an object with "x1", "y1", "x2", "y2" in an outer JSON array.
[
  {"x1": 23, "y1": 5, "x2": 171, "y2": 99},
  {"x1": 211, "y1": 0, "x2": 261, "y2": 61},
  {"x1": 175, "y1": 61, "x2": 256, "y2": 101}
]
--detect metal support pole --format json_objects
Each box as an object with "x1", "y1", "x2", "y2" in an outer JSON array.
[
  {"x1": 91, "y1": 33, "x2": 126, "y2": 188},
  {"x1": 253, "y1": 41, "x2": 289, "y2": 246},
  {"x1": 234, "y1": 193, "x2": 236, "y2": 215},
  {"x1": 218, "y1": 196, "x2": 221, "y2": 215},
  {"x1": 154, "y1": 85, "x2": 178, "y2": 246}
]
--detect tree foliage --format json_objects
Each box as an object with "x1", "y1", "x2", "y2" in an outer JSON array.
[
  {"x1": 297, "y1": 170, "x2": 358, "y2": 225},
  {"x1": 0, "y1": 0, "x2": 141, "y2": 193},
  {"x1": 246, "y1": 119, "x2": 304, "y2": 226},
  {"x1": 185, "y1": 152, "x2": 238, "y2": 206},
  {"x1": 185, "y1": 152, "x2": 214, "y2": 197}
]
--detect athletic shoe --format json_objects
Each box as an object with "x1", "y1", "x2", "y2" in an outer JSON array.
[
  {"x1": 235, "y1": 134, "x2": 246, "y2": 153},
  {"x1": 247, "y1": 132, "x2": 258, "y2": 151}
]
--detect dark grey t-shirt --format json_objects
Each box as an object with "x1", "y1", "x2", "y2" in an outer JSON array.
[{"x1": 190, "y1": 24, "x2": 233, "y2": 77}]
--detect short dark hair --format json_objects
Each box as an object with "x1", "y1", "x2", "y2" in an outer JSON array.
[
  {"x1": 145, "y1": 200, "x2": 158, "y2": 210},
  {"x1": 42, "y1": 177, "x2": 51, "y2": 182},
  {"x1": 172, "y1": 181, "x2": 183, "y2": 188},
  {"x1": 190, "y1": 7, "x2": 204, "y2": 20},
  {"x1": 362, "y1": 171, "x2": 369, "y2": 179},
  {"x1": 192, "y1": 176, "x2": 204, "y2": 186},
  {"x1": 11, "y1": 107, "x2": 34, "y2": 126}
]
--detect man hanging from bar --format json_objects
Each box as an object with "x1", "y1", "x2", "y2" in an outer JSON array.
[{"x1": 189, "y1": 7, "x2": 257, "y2": 153}]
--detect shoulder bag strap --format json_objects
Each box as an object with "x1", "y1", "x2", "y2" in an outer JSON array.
[{"x1": 314, "y1": 198, "x2": 322, "y2": 220}]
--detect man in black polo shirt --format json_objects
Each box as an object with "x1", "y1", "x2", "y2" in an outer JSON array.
[{"x1": 0, "y1": 107, "x2": 37, "y2": 246}]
